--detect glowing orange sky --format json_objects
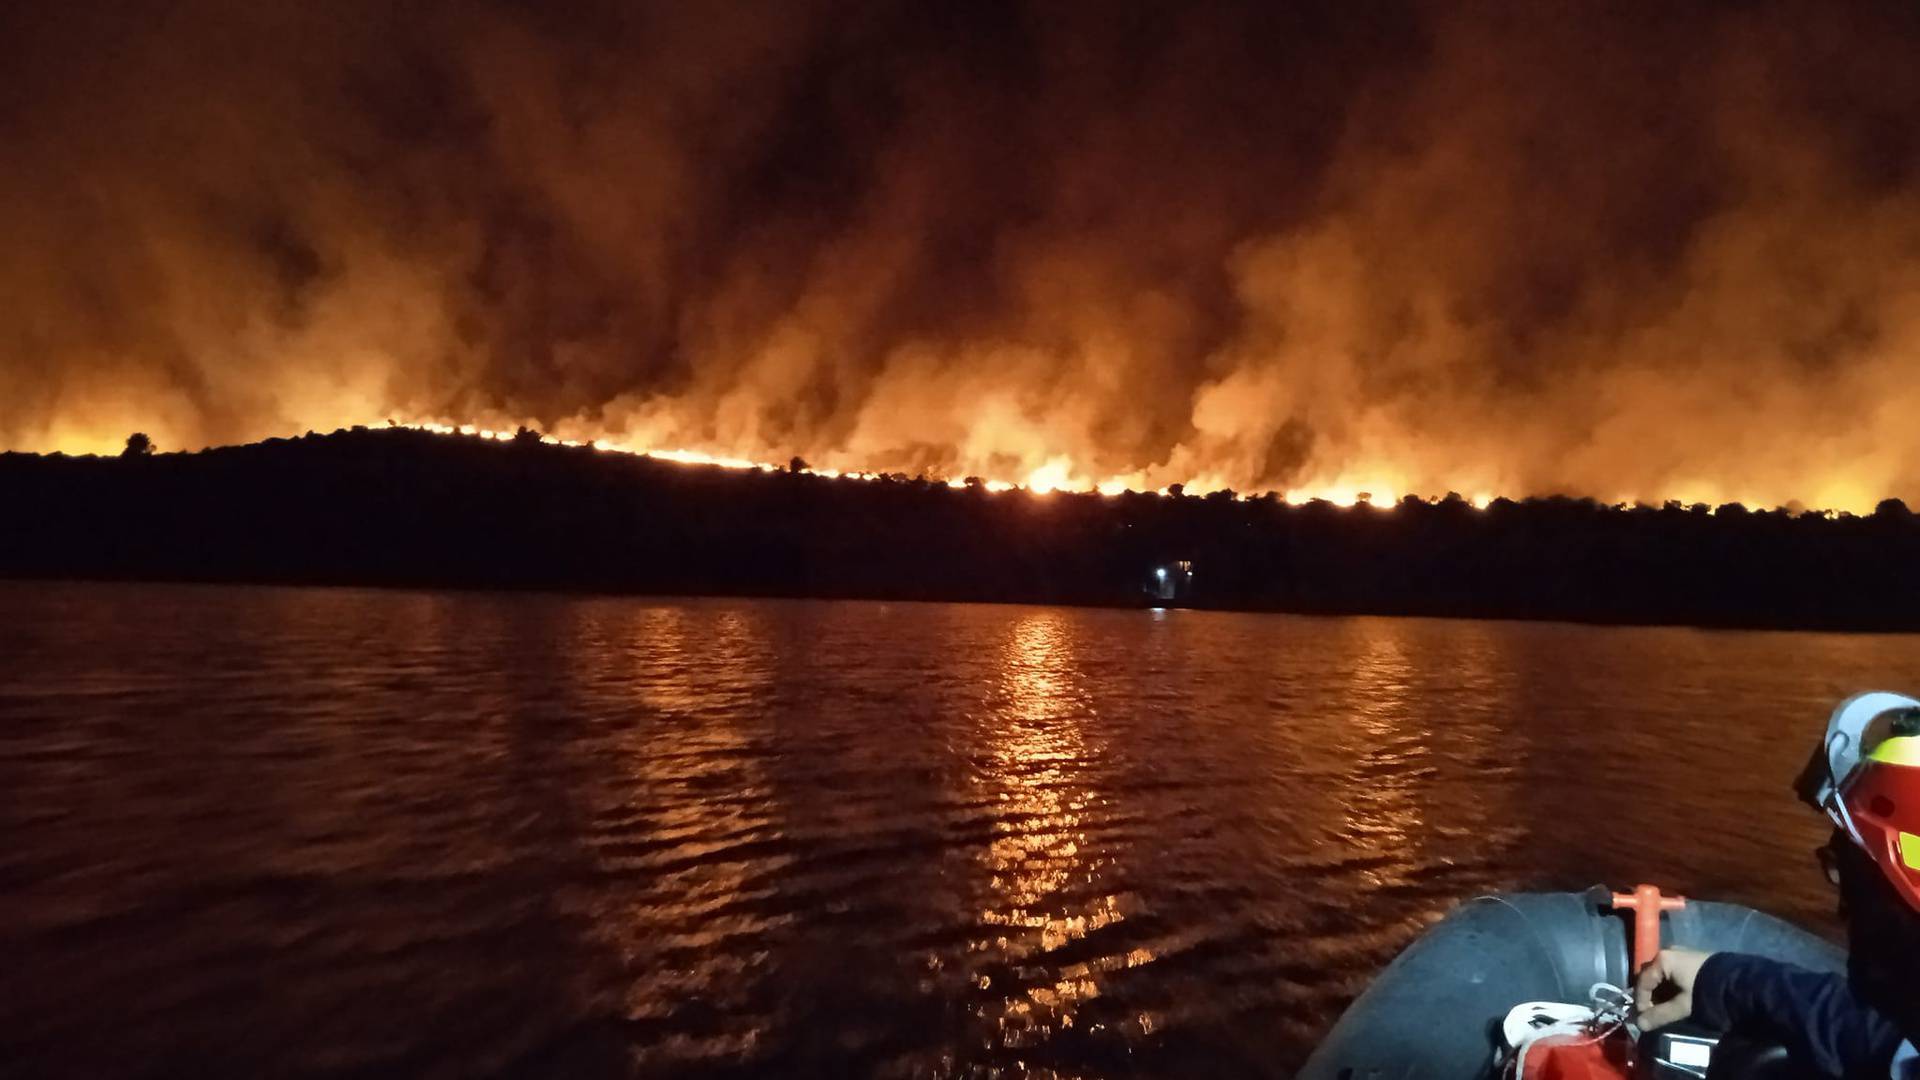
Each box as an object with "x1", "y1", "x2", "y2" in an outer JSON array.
[{"x1": 5, "y1": 2, "x2": 1920, "y2": 514}]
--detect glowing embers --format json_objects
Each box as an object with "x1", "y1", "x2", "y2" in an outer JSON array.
[
  {"x1": 34, "y1": 415, "x2": 1895, "y2": 517},
  {"x1": 388, "y1": 418, "x2": 1755, "y2": 513},
  {"x1": 399, "y1": 418, "x2": 1438, "y2": 504},
  {"x1": 1023, "y1": 458, "x2": 1076, "y2": 495},
  {"x1": 1283, "y1": 485, "x2": 1399, "y2": 508},
  {"x1": 633, "y1": 447, "x2": 767, "y2": 471}
]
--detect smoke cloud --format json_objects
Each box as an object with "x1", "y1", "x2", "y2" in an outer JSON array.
[{"x1": 5, "y1": 1, "x2": 1920, "y2": 509}]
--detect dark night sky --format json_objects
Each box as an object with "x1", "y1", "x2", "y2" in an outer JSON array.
[{"x1": 4, "y1": 1, "x2": 1920, "y2": 509}]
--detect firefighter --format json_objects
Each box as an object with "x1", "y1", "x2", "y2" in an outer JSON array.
[{"x1": 1635, "y1": 693, "x2": 1920, "y2": 1076}]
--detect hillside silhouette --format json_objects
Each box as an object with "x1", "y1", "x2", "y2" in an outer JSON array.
[{"x1": 5, "y1": 426, "x2": 1920, "y2": 631}]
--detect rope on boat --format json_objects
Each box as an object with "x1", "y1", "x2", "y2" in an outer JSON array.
[{"x1": 1503, "y1": 982, "x2": 1636, "y2": 1080}]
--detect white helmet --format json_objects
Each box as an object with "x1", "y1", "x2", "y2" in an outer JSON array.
[{"x1": 1798, "y1": 690, "x2": 1920, "y2": 845}]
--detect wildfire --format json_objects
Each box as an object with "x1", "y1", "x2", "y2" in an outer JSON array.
[
  {"x1": 388, "y1": 419, "x2": 1498, "y2": 508},
  {"x1": 13, "y1": 0, "x2": 1920, "y2": 536},
  {"x1": 54, "y1": 415, "x2": 1860, "y2": 515},
  {"x1": 1284, "y1": 486, "x2": 1398, "y2": 509},
  {"x1": 1023, "y1": 458, "x2": 1075, "y2": 495},
  {"x1": 287, "y1": 419, "x2": 1888, "y2": 515}
]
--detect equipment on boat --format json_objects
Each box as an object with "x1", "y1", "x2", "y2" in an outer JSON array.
[
  {"x1": 1306, "y1": 691, "x2": 1920, "y2": 1077},
  {"x1": 1297, "y1": 885, "x2": 1844, "y2": 1079}
]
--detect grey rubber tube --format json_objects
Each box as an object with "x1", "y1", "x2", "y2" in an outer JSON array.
[{"x1": 1297, "y1": 888, "x2": 1843, "y2": 1079}]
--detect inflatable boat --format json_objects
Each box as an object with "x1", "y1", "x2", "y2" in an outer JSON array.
[{"x1": 1298, "y1": 885, "x2": 1844, "y2": 1079}]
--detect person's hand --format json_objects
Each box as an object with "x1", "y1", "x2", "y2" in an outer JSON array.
[{"x1": 1634, "y1": 948, "x2": 1715, "y2": 1030}]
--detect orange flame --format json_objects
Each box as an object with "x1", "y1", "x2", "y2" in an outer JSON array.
[{"x1": 389, "y1": 419, "x2": 1512, "y2": 509}]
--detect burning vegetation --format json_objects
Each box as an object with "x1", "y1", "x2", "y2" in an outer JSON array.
[
  {"x1": 5, "y1": 3, "x2": 1920, "y2": 513},
  {"x1": 6, "y1": 426, "x2": 1920, "y2": 631}
]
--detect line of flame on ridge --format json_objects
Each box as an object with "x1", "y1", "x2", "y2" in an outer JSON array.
[{"x1": 393, "y1": 419, "x2": 1541, "y2": 513}]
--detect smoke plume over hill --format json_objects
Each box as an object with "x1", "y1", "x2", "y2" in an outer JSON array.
[{"x1": 5, "y1": 1, "x2": 1920, "y2": 509}]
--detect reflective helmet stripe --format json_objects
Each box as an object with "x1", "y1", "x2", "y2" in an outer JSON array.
[
  {"x1": 1901, "y1": 832, "x2": 1920, "y2": 872},
  {"x1": 1869, "y1": 735, "x2": 1920, "y2": 767}
]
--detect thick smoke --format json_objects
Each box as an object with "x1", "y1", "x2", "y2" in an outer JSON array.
[{"x1": 4, "y1": 1, "x2": 1920, "y2": 508}]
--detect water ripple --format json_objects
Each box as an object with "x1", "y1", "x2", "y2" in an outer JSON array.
[{"x1": 0, "y1": 584, "x2": 1880, "y2": 1076}]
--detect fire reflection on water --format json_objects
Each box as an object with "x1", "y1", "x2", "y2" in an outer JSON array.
[
  {"x1": 590, "y1": 605, "x2": 786, "y2": 1067},
  {"x1": 0, "y1": 586, "x2": 1864, "y2": 1077},
  {"x1": 982, "y1": 615, "x2": 1092, "y2": 911},
  {"x1": 1333, "y1": 624, "x2": 1432, "y2": 878},
  {"x1": 1316, "y1": 618, "x2": 1524, "y2": 898},
  {"x1": 967, "y1": 611, "x2": 1154, "y2": 1053}
]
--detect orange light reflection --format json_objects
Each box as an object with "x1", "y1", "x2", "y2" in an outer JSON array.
[{"x1": 968, "y1": 612, "x2": 1146, "y2": 1051}]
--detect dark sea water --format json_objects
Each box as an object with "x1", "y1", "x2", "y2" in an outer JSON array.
[{"x1": 1, "y1": 582, "x2": 1910, "y2": 1077}]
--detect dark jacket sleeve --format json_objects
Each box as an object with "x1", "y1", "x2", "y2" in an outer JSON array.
[{"x1": 1691, "y1": 952, "x2": 1903, "y2": 1078}]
